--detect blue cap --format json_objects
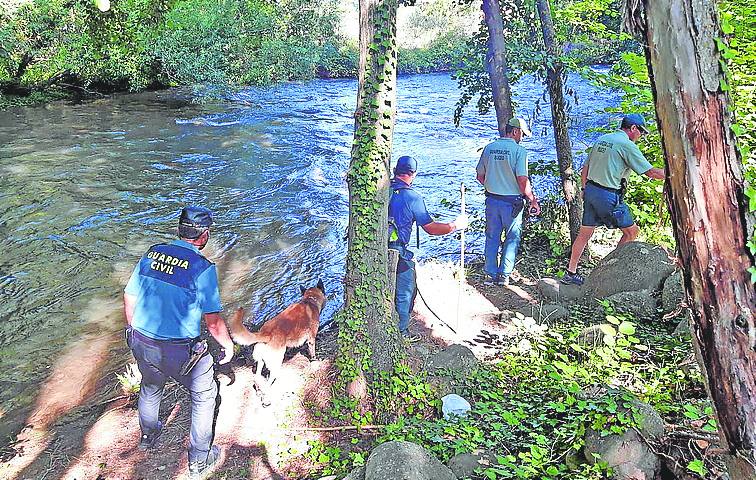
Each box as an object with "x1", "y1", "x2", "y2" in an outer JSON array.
[
  {"x1": 179, "y1": 206, "x2": 213, "y2": 228},
  {"x1": 622, "y1": 113, "x2": 649, "y2": 133},
  {"x1": 395, "y1": 155, "x2": 418, "y2": 175}
]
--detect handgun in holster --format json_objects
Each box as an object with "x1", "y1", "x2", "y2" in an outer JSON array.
[{"x1": 179, "y1": 339, "x2": 208, "y2": 376}]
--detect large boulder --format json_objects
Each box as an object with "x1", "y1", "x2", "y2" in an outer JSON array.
[
  {"x1": 662, "y1": 270, "x2": 685, "y2": 314},
  {"x1": 517, "y1": 303, "x2": 570, "y2": 324},
  {"x1": 604, "y1": 290, "x2": 657, "y2": 320},
  {"x1": 584, "y1": 397, "x2": 664, "y2": 480},
  {"x1": 582, "y1": 242, "x2": 675, "y2": 300},
  {"x1": 342, "y1": 466, "x2": 365, "y2": 480},
  {"x1": 365, "y1": 441, "x2": 457, "y2": 480}
]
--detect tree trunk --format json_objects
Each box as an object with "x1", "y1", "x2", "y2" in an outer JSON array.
[
  {"x1": 534, "y1": 0, "x2": 582, "y2": 242},
  {"x1": 339, "y1": 0, "x2": 405, "y2": 421},
  {"x1": 481, "y1": 0, "x2": 513, "y2": 136},
  {"x1": 629, "y1": 0, "x2": 756, "y2": 476}
]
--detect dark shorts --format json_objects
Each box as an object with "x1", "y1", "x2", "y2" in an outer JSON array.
[{"x1": 582, "y1": 182, "x2": 635, "y2": 229}]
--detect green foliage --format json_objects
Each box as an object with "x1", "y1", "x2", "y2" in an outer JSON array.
[
  {"x1": 116, "y1": 362, "x2": 141, "y2": 396},
  {"x1": 376, "y1": 306, "x2": 707, "y2": 479},
  {"x1": 398, "y1": 31, "x2": 468, "y2": 74}
]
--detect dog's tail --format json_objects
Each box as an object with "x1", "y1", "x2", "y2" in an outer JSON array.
[{"x1": 228, "y1": 308, "x2": 271, "y2": 345}]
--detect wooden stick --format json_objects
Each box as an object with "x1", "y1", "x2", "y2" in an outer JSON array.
[{"x1": 456, "y1": 182, "x2": 466, "y2": 331}]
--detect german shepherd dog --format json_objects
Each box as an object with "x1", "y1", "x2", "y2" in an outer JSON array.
[{"x1": 229, "y1": 280, "x2": 326, "y2": 403}]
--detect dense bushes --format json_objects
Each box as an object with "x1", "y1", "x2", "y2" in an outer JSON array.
[{"x1": 0, "y1": 0, "x2": 469, "y2": 103}]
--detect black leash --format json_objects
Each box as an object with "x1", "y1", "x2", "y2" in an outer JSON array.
[{"x1": 415, "y1": 284, "x2": 458, "y2": 334}]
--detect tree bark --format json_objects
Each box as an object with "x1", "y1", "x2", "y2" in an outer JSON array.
[
  {"x1": 630, "y1": 0, "x2": 756, "y2": 476},
  {"x1": 481, "y1": 0, "x2": 513, "y2": 136},
  {"x1": 339, "y1": 0, "x2": 405, "y2": 420},
  {"x1": 535, "y1": 0, "x2": 582, "y2": 242}
]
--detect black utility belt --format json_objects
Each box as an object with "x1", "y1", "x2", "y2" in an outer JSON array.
[
  {"x1": 587, "y1": 179, "x2": 622, "y2": 194},
  {"x1": 485, "y1": 191, "x2": 523, "y2": 201},
  {"x1": 132, "y1": 328, "x2": 198, "y2": 346}
]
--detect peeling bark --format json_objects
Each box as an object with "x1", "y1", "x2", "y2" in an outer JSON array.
[{"x1": 637, "y1": 0, "x2": 756, "y2": 476}]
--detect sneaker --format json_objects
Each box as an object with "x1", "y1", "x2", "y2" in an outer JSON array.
[
  {"x1": 138, "y1": 421, "x2": 162, "y2": 451},
  {"x1": 188, "y1": 445, "x2": 221, "y2": 479},
  {"x1": 561, "y1": 271, "x2": 584, "y2": 286},
  {"x1": 483, "y1": 276, "x2": 499, "y2": 286},
  {"x1": 499, "y1": 276, "x2": 510, "y2": 287}
]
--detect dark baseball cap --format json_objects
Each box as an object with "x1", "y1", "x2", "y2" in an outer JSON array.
[
  {"x1": 178, "y1": 206, "x2": 213, "y2": 239},
  {"x1": 395, "y1": 155, "x2": 418, "y2": 175},
  {"x1": 622, "y1": 113, "x2": 649, "y2": 134}
]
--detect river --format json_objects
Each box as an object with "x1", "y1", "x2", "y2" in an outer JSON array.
[{"x1": 0, "y1": 71, "x2": 619, "y2": 443}]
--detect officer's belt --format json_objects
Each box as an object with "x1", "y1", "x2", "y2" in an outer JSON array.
[
  {"x1": 485, "y1": 191, "x2": 523, "y2": 201},
  {"x1": 586, "y1": 179, "x2": 622, "y2": 194},
  {"x1": 132, "y1": 328, "x2": 197, "y2": 346}
]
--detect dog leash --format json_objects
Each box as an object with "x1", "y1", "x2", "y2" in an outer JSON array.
[{"x1": 416, "y1": 285, "x2": 458, "y2": 334}]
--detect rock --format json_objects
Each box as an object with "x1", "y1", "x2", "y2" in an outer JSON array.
[
  {"x1": 447, "y1": 452, "x2": 492, "y2": 479},
  {"x1": 426, "y1": 345, "x2": 480, "y2": 397},
  {"x1": 576, "y1": 324, "x2": 612, "y2": 348},
  {"x1": 673, "y1": 317, "x2": 691, "y2": 338},
  {"x1": 316, "y1": 476, "x2": 337, "y2": 480},
  {"x1": 365, "y1": 441, "x2": 456, "y2": 480},
  {"x1": 604, "y1": 290, "x2": 657, "y2": 320},
  {"x1": 662, "y1": 270, "x2": 685, "y2": 314},
  {"x1": 343, "y1": 466, "x2": 365, "y2": 480},
  {"x1": 441, "y1": 394, "x2": 471, "y2": 419},
  {"x1": 584, "y1": 397, "x2": 664, "y2": 480},
  {"x1": 518, "y1": 303, "x2": 570, "y2": 323},
  {"x1": 537, "y1": 278, "x2": 582, "y2": 303},
  {"x1": 582, "y1": 242, "x2": 675, "y2": 300}
]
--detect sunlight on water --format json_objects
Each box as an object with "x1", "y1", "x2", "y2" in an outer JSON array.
[{"x1": 0, "y1": 72, "x2": 620, "y2": 449}]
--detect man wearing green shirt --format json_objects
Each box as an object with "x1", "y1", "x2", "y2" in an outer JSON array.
[{"x1": 562, "y1": 114, "x2": 665, "y2": 285}]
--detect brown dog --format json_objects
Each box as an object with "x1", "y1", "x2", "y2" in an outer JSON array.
[{"x1": 229, "y1": 280, "x2": 326, "y2": 398}]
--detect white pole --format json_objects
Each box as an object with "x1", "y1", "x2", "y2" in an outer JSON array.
[{"x1": 456, "y1": 183, "x2": 466, "y2": 331}]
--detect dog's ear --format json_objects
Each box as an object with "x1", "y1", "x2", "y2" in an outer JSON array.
[
  {"x1": 300, "y1": 285, "x2": 306, "y2": 295},
  {"x1": 317, "y1": 279, "x2": 325, "y2": 294}
]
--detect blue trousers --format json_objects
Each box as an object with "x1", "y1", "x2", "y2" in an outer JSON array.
[
  {"x1": 394, "y1": 256, "x2": 417, "y2": 334},
  {"x1": 129, "y1": 330, "x2": 218, "y2": 463},
  {"x1": 484, "y1": 196, "x2": 524, "y2": 279}
]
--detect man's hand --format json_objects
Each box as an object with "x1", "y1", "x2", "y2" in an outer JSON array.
[
  {"x1": 452, "y1": 213, "x2": 469, "y2": 231},
  {"x1": 529, "y1": 200, "x2": 542, "y2": 217}
]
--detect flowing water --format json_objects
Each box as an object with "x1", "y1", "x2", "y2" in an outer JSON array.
[{"x1": 0, "y1": 71, "x2": 619, "y2": 442}]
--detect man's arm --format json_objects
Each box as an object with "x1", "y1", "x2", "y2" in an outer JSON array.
[
  {"x1": 476, "y1": 172, "x2": 486, "y2": 185},
  {"x1": 643, "y1": 167, "x2": 665, "y2": 180},
  {"x1": 516, "y1": 176, "x2": 541, "y2": 216},
  {"x1": 124, "y1": 293, "x2": 136, "y2": 326},
  {"x1": 422, "y1": 221, "x2": 457, "y2": 236},
  {"x1": 205, "y1": 312, "x2": 234, "y2": 365}
]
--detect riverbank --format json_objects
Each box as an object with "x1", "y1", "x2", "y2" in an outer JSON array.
[{"x1": 0, "y1": 230, "x2": 717, "y2": 479}]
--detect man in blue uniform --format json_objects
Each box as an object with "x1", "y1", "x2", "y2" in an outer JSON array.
[
  {"x1": 388, "y1": 155, "x2": 468, "y2": 336},
  {"x1": 123, "y1": 206, "x2": 234, "y2": 479},
  {"x1": 561, "y1": 114, "x2": 665, "y2": 285},
  {"x1": 476, "y1": 118, "x2": 541, "y2": 286}
]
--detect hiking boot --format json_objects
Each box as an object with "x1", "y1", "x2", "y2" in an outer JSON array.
[
  {"x1": 188, "y1": 445, "x2": 221, "y2": 480},
  {"x1": 561, "y1": 271, "x2": 584, "y2": 286},
  {"x1": 483, "y1": 276, "x2": 500, "y2": 286},
  {"x1": 499, "y1": 276, "x2": 510, "y2": 287},
  {"x1": 138, "y1": 421, "x2": 162, "y2": 451}
]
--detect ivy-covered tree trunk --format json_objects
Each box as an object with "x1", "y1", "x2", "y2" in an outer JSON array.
[
  {"x1": 482, "y1": 0, "x2": 514, "y2": 136},
  {"x1": 628, "y1": 0, "x2": 756, "y2": 476},
  {"x1": 337, "y1": 0, "x2": 405, "y2": 419},
  {"x1": 535, "y1": 0, "x2": 582, "y2": 242}
]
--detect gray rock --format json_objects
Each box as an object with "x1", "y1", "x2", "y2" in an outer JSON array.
[
  {"x1": 365, "y1": 441, "x2": 456, "y2": 480},
  {"x1": 673, "y1": 317, "x2": 691, "y2": 338},
  {"x1": 426, "y1": 344, "x2": 479, "y2": 375},
  {"x1": 584, "y1": 427, "x2": 660, "y2": 480},
  {"x1": 604, "y1": 290, "x2": 657, "y2": 320},
  {"x1": 662, "y1": 270, "x2": 685, "y2": 314},
  {"x1": 316, "y1": 476, "x2": 337, "y2": 480},
  {"x1": 582, "y1": 242, "x2": 675, "y2": 300},
  {"x1": 426, "y1": 345, "x2": 481, "y2": 397},
  {"x1": 447, "y1": 452, "x2": 492, "y2": 479},
  {"x1": 518, "y1": 303, "x2": 570, "y2": 323},
  {"x1": 584, "y1": 397, "x2": 664, "y2": 480},
  {"x1": 537, "y1": 278, "x2": 582, "y2": 303},
  {"x1": 576, "y1": 324, "x2": 611, "y2": 348},
  {"x1": 343, "y1": 466, "x2": 365, "y2": 480}
]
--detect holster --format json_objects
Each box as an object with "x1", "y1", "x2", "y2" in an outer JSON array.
[{"x1": 179, "y1": 339, "x2": 208, "y2": 376}]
